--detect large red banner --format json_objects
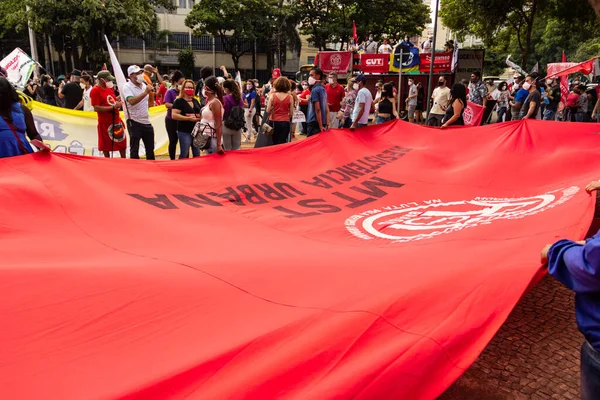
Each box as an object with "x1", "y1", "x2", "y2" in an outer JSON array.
[
  {"x1": 419, "y1": 51, "x2": 452, "y2": 73},
  {"x1": 2, "y1": 120, "x2": 600, "y2": 399},
  {"x1": 316, "y1": 51, "x2": 353, "y2": 75},
  {"x1": 360, "y1": 54, "x2": 390, "y2": 73}
]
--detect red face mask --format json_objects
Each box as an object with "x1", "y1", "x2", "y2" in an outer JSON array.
[{"x1": 184, "y1": 89, "x2": 194, "y2": 96}]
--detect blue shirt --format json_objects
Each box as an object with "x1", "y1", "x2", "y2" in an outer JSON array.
[
  {"x1": 244, "y1": 90, "x2": 257, "y2": 109},
  {"x1": 307, "y1": 84, "x2": 327, "y2": 124},
  {"x1": 515, "y1": 88, "x2": 529, "y2": 104},
  {"x1": 0, "y1": 102, "x2": 33, "y2": 158},
  {"x1": 548, "y1": 231, "x2": 600, "y2": 351}
]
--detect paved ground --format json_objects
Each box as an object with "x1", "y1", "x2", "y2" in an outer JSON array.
[{"x1": 440, "y1": 275, "x2": 581, "y2": 400}]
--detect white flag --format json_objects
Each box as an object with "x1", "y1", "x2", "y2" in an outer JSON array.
[
  {"x1": 104, "y1": 36, "x2": 128, "y2": 98},
  {"x1": 451, "y1": 36, "x2": 459, "y2": 73},
  {"x1": 0, "y1": 48, "x2": 36, "y2": 88},
  {"x1": 235, "y1": 71, "x2": 243, "y2": 92},
  {"x1": 506, "y1": 55, "x2": 527, "y2": 76}
]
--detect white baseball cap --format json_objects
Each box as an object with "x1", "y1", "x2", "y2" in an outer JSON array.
[{"x1": 127, "y1": 65, "x2": 142, "y2": 76}]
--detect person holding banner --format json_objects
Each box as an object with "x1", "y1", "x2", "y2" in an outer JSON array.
[
  {"x1": 90, "y1": 71, "x2": 126, "y2": 158},
  {"x1": 164, "y1": 71, "x2": 185, "y2": 160},
  {"x1": 123, "y1": 66, "x2": 155, "y2": 160}
]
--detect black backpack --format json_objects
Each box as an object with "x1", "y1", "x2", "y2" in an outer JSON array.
[{"x1": 224, "y1": 97, "x2": 246, "y2": 130}]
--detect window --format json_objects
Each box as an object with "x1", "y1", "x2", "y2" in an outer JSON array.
[
  {"x1": 179, "y1": 0, "x2": 186, "y2": 8},
  {"x1": 307, "y1": 56, "x2": 315, "y2": 65},
  {"x1": 189, "y1": 0, "x2": 195, "y2": 8}
]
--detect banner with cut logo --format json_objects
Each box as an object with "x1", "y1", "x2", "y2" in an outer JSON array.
[
  {"x1": 360, "y1": 54, "x2": 390, "y2": 74},
  {"x1": 0, "y1": 48, "x2": 36, "y2": 89},
  {"x1": 315, "y1": 51, "x2": 353, "y2": 75},
  {"x1": 2, "y1": 119, "x2": 600, "y2": 398},
  {"x1": 419, "y1": 52, "x2": 452, "y2": 73},
  {"x1": 30, "y1": 100, "x2": 169, "y2": 157}
]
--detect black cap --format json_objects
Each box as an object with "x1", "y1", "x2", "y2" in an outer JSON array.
[
  {"x1": 355, "y1": 74, "x2": 367, "y2": 83},
  {"x1": 71, "y1": 69, "x2": 82, "y2": 77}
]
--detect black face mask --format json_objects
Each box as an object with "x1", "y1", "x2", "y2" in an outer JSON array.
[{"x1": 438, "y1": 81, "x2": 444, "y2": 87}]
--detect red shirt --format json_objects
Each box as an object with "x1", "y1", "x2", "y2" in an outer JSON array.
[
  {"x1": 299, "y1": 89, "x2": 311, "y2": 105},
  {"x1": 156, "y1": 83, "x2": 167, "y2": 105},
  {"x1": 325, "y1": 83, "x2": 346, "y2": 112},
  {"x1": 269, "y1": 93, "x2": 293, "y2": 122},
  {"x1": 90, "y1": 85, "x2": 119, "y2": 124}
]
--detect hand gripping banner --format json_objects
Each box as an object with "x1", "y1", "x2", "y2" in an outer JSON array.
[{"x1": 1, "y1": 120, "x2": 600, "y2": 399}]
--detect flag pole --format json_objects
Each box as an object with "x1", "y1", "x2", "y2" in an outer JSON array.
[
  {"x1": 426, "y1": 0, "x2": 440, "y2": 117},
  {"x1": 397, "y1": 48, "x2": 403, "y2": 115}
]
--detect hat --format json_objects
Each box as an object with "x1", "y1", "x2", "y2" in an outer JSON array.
[
  {"x1": 96, "y1": 70, "x2": 116, "y2": 81},
  {"x1": 216, "y1": 76, "x2": 225, "y2": 85},
  {"x1": 355, "y1": 74, "x2": 367, "y2": 83},
  {"x1": 0, "y1": 66, "x2": 6, "y2": 77},
  {"x1": 127, "y1": 65, "x2": 142, "y2": 76},
  {"x1": 57, "y1": 75, "x2": 65, "y2": 81},
  {"x1": 272, "y1": 68, "x2": 281, "y2": 79},
  {"x1": 71, "y1": 69, "x2": 82, "y2": 77}
]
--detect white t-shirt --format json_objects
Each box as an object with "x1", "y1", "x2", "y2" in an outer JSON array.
[
  {"x1": 378, "y1": 44, "x2": 392, "y2": 54},
  {"x1": 122, "y1": 80, "x2": 151, "y2": 124},
  {"x1": 83, "y1": 87, "x2": 93, "y2": 112},
  {"x1": 352, "y1": 87, "x2": 373, "y2": 125},
  {"x1": 430, "y1": 86, "x2": 451, "y2": 115},
  {"x1": 421, "y1": 40, "x2": 432, "y2": 53}
]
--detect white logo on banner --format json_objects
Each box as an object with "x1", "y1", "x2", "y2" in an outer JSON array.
[
  {"x1": 463, "y1": 106, "x2": 474, "y2": 125},
  {"x1": 330, "y1": 54, "x2": 342, "y2": 67},
  {"x1": 345, "y1": 186, "x2": 579, "y2": 242}
]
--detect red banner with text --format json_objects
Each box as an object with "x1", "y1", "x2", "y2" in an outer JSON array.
[
  {"x1": 1, "y1": 120, "x2": 600, "y2": 399},
  {"x1": 360, "y1": 54, "x2": 390, "y2": 73},
  {"x1": 316, "y1": 51, "x2": 353, "y2": 75},
  {"x1": 419, "y1": 51, "x2": 453, "y2": 73}
]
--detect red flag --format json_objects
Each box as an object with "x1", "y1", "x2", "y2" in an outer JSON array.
[
  {"x1": 464, "y1": 101, "x2": 485, "y2": 126},
  {"x1": 352, "y1": 21, "x2": 358, "y2": 44},
  {"x1": 1, "y1": 120, "x2": 600, "y2": 398}
]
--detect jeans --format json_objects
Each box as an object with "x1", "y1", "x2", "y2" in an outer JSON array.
[
  {"x1": 177, "y1": 131, "x2": 200, "y2": 159},
  {"x1": 128, "y1": 120, "x2": 155, "y2": 160},
  {"x1": 376, "y1": 116, "x2": 392, "y2": 124},
  {"x1": 575, "y1": 112, "x2": 585, "y2": 123},
  {"x1": 543, "y1": 109, "x2": 556, "y2": 121},
  {"x1": 165, "y1": 117, "x2": 178, "y2": 160},
  {"x1": 270, "y1": 120, "x2": 291, "y2": 145},
  {"x1": 427, "y1": 113, "x2": 444, "y2": 127},
  {"x1": 497, "y1": 107, "x2": 507, "y2": 123},
  {"x1": 306, "y1": 121, "x2": 321, "y2": 137},
  {"x1": 299, "y1": 105, "x2": 309, "y2": 133},
  {"x1": 222, "y1": 126, "x2": 241, "y2": 151},
  {"x1": 343, "y1": 117, "x2": 353, "y2": 128},
  {"x1": 581, "y1": 341, "x2": 600, "y2": 400},
  {"x1": 357, "y1": 123, "x2": 368, "y2": 128}
]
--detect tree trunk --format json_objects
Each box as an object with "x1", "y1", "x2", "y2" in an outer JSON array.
[
  {"x1": 588, "y1": 0, "x2": 600, "y2": 20},
  {"x1": 252, "y1": 40, "x2": 257, "y2": 78},
  {"x1": 232, "y1": 54, "x2": 240, "y2": 71}
]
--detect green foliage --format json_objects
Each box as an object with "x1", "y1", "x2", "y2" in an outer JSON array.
[
  {"x1": 178, "y1": 48, "x2": 195, "y2": 79},
  {"x1": 441, "y1": 0, "x2": 600, "y2": 71},
  {"x1": 0, "y1": 0, "x2": 175, "y2": 69},
  {"x1": 295, "y1": 0, "x2": 430, "y2": 50}
]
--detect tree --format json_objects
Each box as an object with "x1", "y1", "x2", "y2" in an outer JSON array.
[
  {"x1": 178, "y1": 48, "x2": 195, "y2": 78},
  {"x1": 186, "y1": 0, "x2": 264, "y2": 71},
  {"x1": 256, "y1": 0, "x2": 302, "y2": 71},
  {"x1": 0, "y1": 0, "x2": 175, "y2": 71}
]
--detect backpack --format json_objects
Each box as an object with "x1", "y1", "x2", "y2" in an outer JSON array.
[{"x1": 224, "y1": 97, "x2": 246, "y2": 130}]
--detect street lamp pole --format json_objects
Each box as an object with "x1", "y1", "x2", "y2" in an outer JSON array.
[{"x1": 426, "y1": 0, "x2": 440, "y2": 118}]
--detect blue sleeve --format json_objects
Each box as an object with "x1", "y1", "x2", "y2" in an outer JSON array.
[
  {"x1": 548, "y1": 233, "x2": 600, "y2": 294},
  {"x1": 516, "y1": 90, "x2": 527, "y2": 103},
  {"x1": 250, "y1": 91, "x2": 257, "y2": 100}
]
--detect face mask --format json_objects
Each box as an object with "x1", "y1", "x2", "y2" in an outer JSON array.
[
  {"x1": 80, "y1": 83, "x2": 86, "y2": 90},
  {"x1": 369, "y1": 36, "x2": 373, "y2": 41},
  {"x1": 546, "y1": 80, "x2": 553, "y2": 85},
  {"x1": 246, "y1": 84, "x2": 252, "y2": 90},
  {"x1": 328, "y1": 78, "x2": 334, "y2": 84},
  {"x1": 522, "y1": 82, "x2": 532, "y2": 90},
  {"x1": 352, "y1": 83, "x2": 359, "y2": 90},
  {"x1": 303, "y1": 85, "x2": 308, "y2": 90},
  {"x1": 408, "y1": 81, "x2": 414, "y2": 86},
  {"x1": 184, "y1": 89, "x2": 194, "y2": 96},
  {"x1": 438, "y1": 81, "x2": 444, "y2": 87},
  {"x1": 308, "y1": 76, "x2": 317, "y2": 85},
  {"x1": 137, "y1": 74, "x2": 145, "y2": 84},
  {"x1": 49, "y1": 79, "x2": 54, "y2": 85}
]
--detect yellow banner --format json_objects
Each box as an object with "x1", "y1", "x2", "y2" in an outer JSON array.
[{"x1": 30, "y1": 100, "x2": 169, "y2": 157}]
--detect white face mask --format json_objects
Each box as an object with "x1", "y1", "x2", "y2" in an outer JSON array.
[
  {"x1": 328, "y1": 78, "x2": 334, "y2": 84},
  {"x1": 106, "y1": 81, "x2": 114, "y2": 89},
  {"x1": 546, "y1": 80, "x2": 553, "y2": 85},
  {"x1": 80, "y1": 83, "x2": 86, "y2": 90},
  {"x1": 352, "y1": 83, "x2": 359, "y2": 90},
  {"x1": 408, "y1": 81, "x2": 414, "y2": 86},
  {"x1": 49, "y1": 79, "x2": 53, "y2": 85},
  {"x1": 302, "y1": 85, "x2": 308, "y2": 90},
  {"x1": 246, "y1": 84, "x2": 252, "y2": 90},
  {"x1": 308, "y1": 76, "x2": 317, "y2": 85},
  {"x1": 137, "y1": 74, "x2": 145, "y2": 84},
  {"x1": 522, "y1": 82, "x2": 532, "y2": 90}
]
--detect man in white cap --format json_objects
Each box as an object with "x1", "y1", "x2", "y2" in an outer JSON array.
[{"x1": 122, "y1": 65, "x2": 155, "y2": 160}]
